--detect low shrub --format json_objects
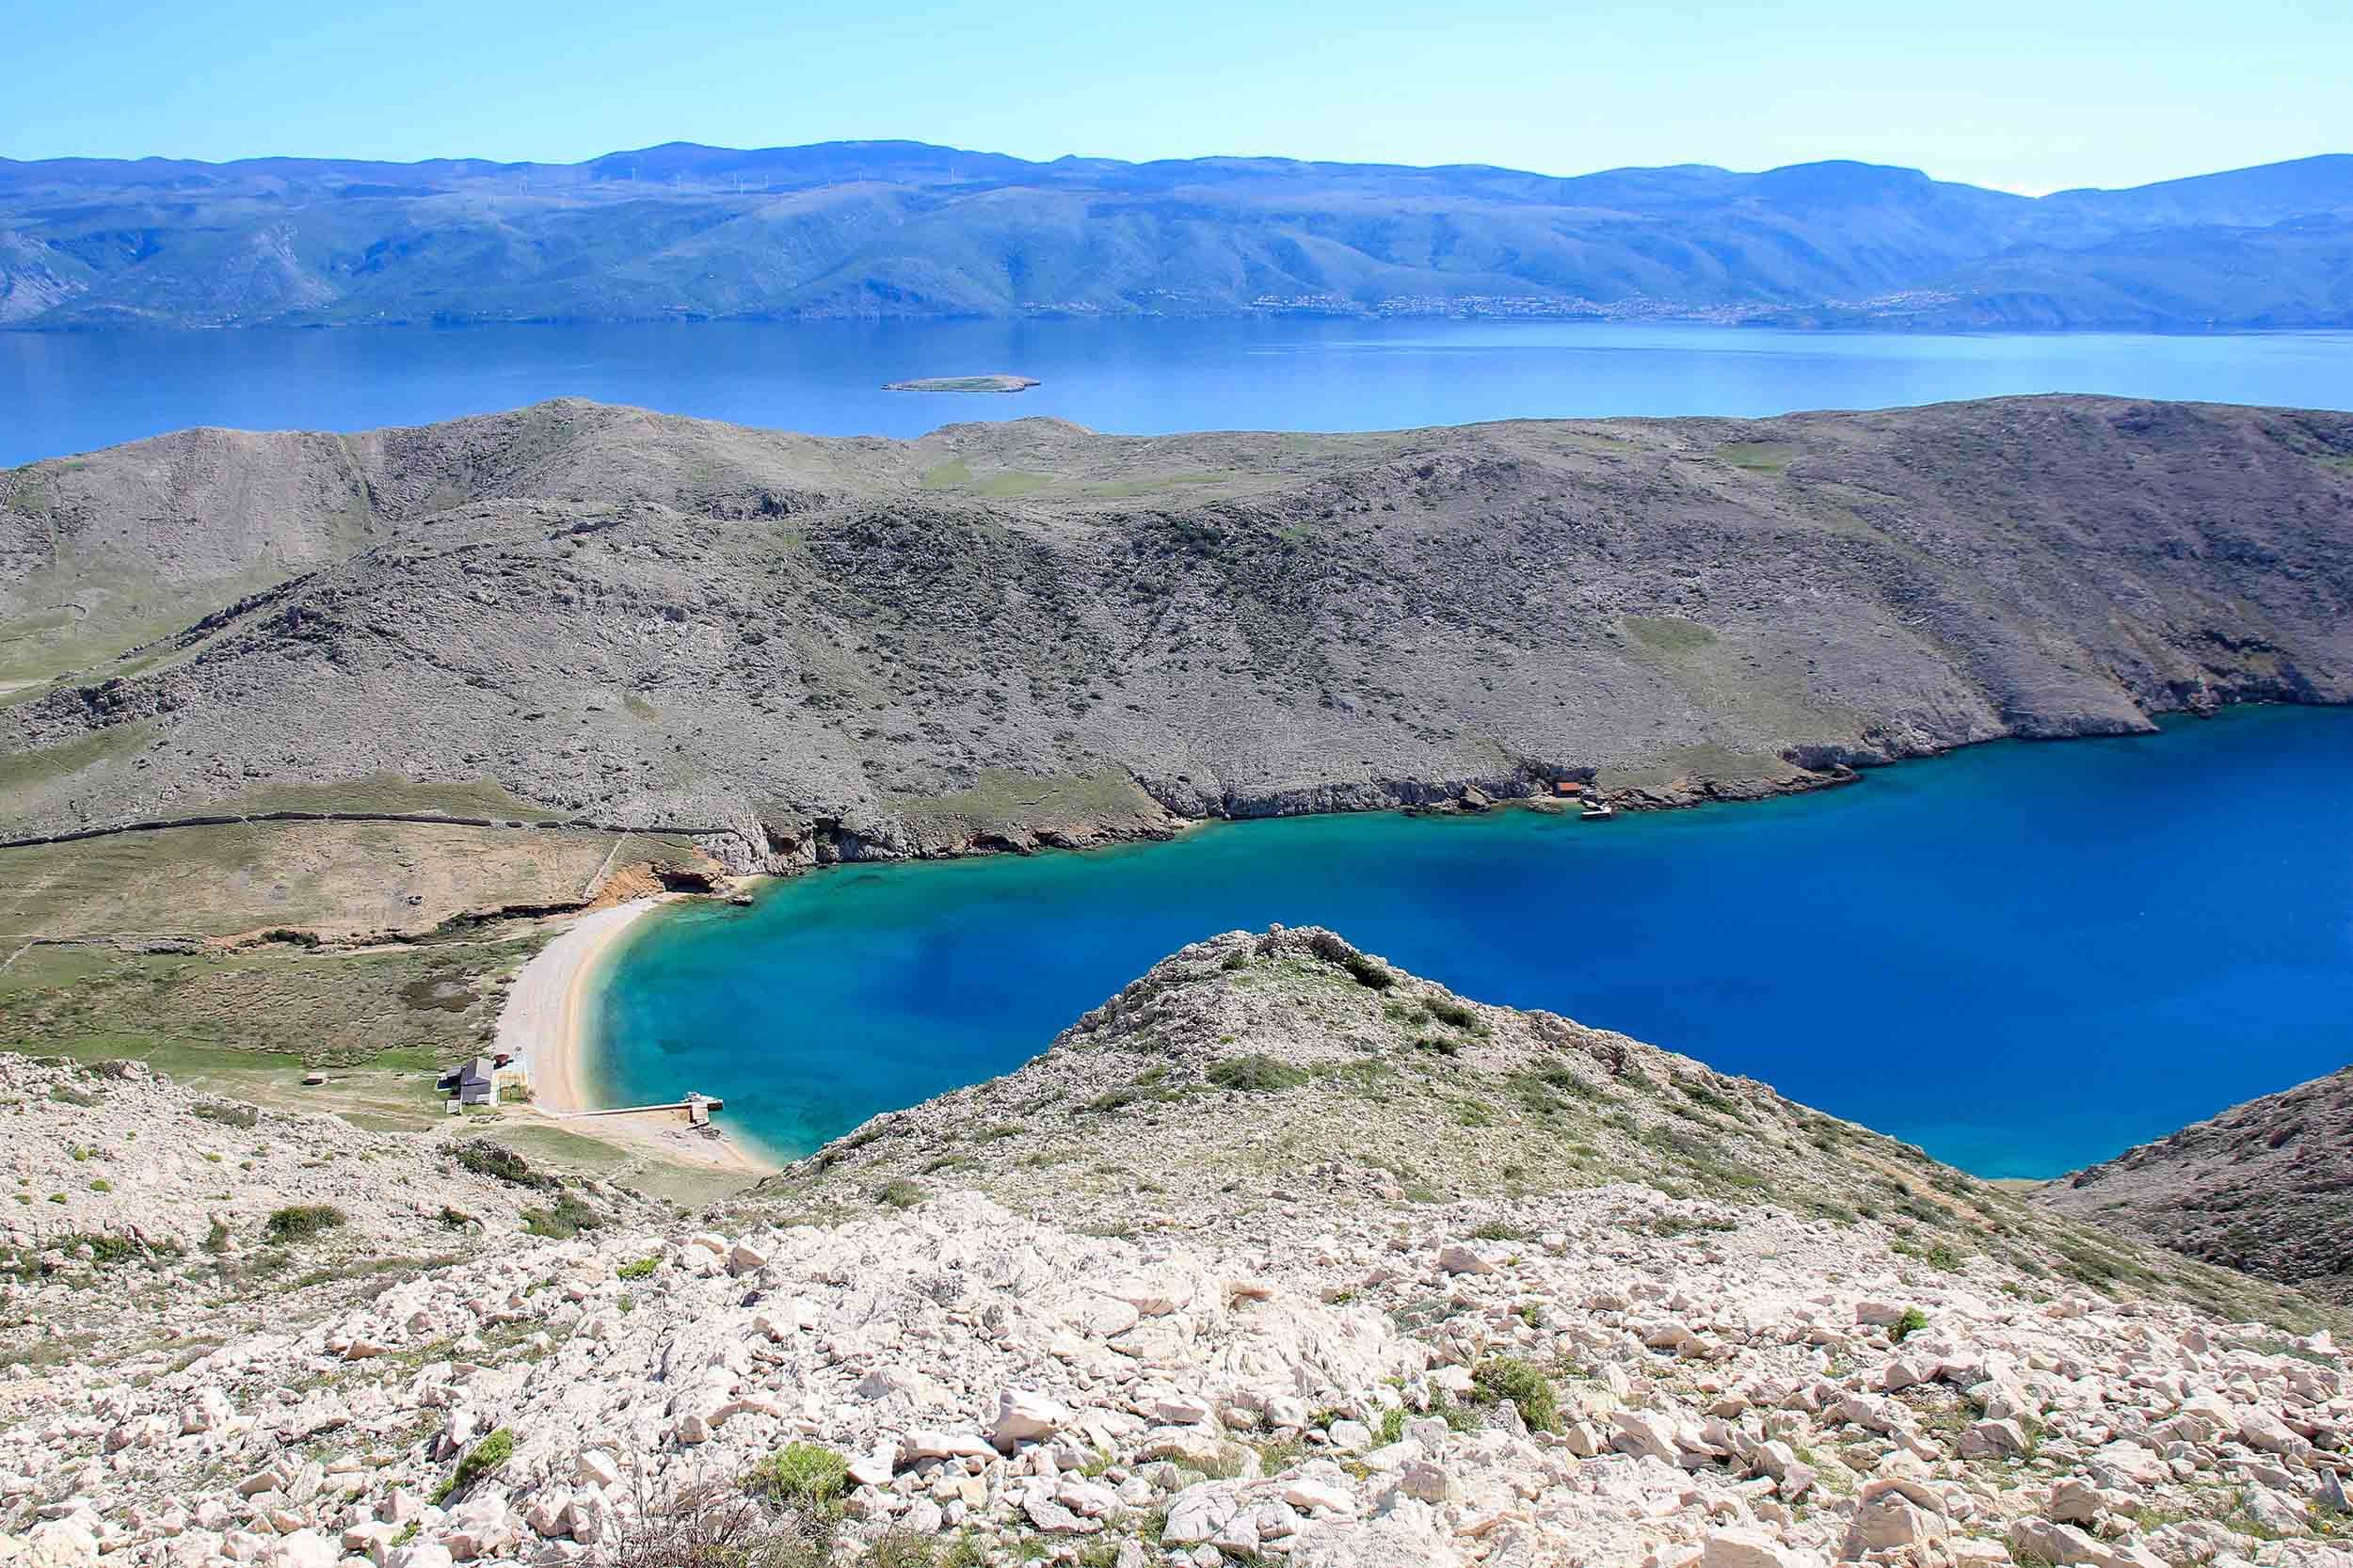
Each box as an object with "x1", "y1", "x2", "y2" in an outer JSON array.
[
  {"x1": 452, "y1": 1141, "x2": 552, "y2": 1189},
  {"x1": 1207, "y1": 1055, "x2": 1308, "y2": 1093},
  {"x1": 521, "y1": 1192, "x2": 602, "y2": 1240},
  {"x1": 873, "y1": 1179, "x2": 924, "y2": 1210},
  {"x1": 1470, "y1": 1355, "x2": 1561, "y2": 1433},
  {"x1": 1341, "y1": 952, "x2": 1396, "y2": 990},
  {"x1": 604, "y1": 1478, "x2": 834, "y2": 1568},
  {"x1": 1892, "y1": 1306, "x2": 1929, "y2": 1343},
  {"x1": 435, "y1": 1428, "x2": 513, "y2": 1504},
  {"x1": 744, "y1": 1442, "x2": 848, "y2": 1515},
  {"x1": 264, "y1": 1205, "x2": 346, "y2": 1243}
]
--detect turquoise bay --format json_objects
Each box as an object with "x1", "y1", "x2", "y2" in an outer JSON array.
[{"x1": 590, "y1": 706, "x2": 2353, "y2": 1178}]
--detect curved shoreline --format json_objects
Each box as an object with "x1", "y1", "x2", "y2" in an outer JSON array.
[{"x1": 499, "y1": 898, "x2": 771, "y2": 1174}]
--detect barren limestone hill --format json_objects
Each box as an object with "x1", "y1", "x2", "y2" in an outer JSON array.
[
  {"x1": 2039, "y1": 1066, "x2": 2353, "y2": 1303},
  {"x1": 4, "y1": 395, "x2": 2352, "y2": 888},
  {"x1": 770, "y1": 928, "x2": 2325, "y2": 1332},
  {"x1": 8, "y1": 934, "x2": 2353, "y2": 1568}
]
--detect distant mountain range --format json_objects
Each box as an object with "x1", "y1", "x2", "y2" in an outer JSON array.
[{"x1": 3, "y1": 140, "x2": 2350, "y2": 330}]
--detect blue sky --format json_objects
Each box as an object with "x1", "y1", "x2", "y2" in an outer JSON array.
[{"x1": 6, "y1": 0, "x2": 2347, "y2": 193}]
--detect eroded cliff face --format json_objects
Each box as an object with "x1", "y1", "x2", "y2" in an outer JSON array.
[
  {"x1": 3, "y1": 933, "x2": 2346, "y2": 1568},
  {"x1": 2039, "y1": 1066, "x2": 2353, "y2": 1303},
  {"x1": 5, "y1": 395, "x2": 2352, "y2": 870}
]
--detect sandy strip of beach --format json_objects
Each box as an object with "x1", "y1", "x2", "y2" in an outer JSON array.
[{"x1": 496, "y1": 899, "x2": 770, "y2": 1175}]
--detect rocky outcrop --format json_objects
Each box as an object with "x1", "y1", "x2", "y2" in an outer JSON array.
[
  {"x1": 2039, "y1": 1065, "x2": 2353, "y2": 1302},
  {"x1": 6, "y1": 396, "x2": 2352, "y2": 885},
  {"x1": 3, "y1": 933, "x2": 2352, "y2": 1568}
]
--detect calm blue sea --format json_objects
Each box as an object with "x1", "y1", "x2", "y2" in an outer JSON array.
[
  {"x1": 593, "y1": 705, "x2": 2353, "y2": 1179},
  {"x1": 6, "y1": 318, "x2": 2353, "y2": 467}
]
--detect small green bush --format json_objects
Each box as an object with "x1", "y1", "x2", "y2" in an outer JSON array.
[
  {"x1": 436, "y1": 1429, "x2": 513, "y2": 1503},
  {"x1": 1470, "y1": 1355, "x2": 1561, "y2": 1433},
  {"x1": 1341, "y1": 952, "x2": 1396, "y2": 990},
  {"x1": 874, "y1": 1178, "x2": 924, "y2": 1209},
  {"x1": 264, "y1": 1205, "x2": 346, "y2": 1243},
  {"x1": 1892, "y1": 1306, "x2": 1929, "y2": 1343},
  {"x1": 617, "y1": 1255, "x2": 662, "y2": 1280},
  {"x1": 521, "y1": 1193, "x2": 602, "y2": 1240},
  {"x1": 1207, "y1": 1055, "x2": 1308, "y2": 1093},
  {"x1": 453, "y1": 1141, "x2": 552, "y2": 1189},
  {"x1": 744, "y1": 1442, "x2": 848, "y2": 1514},
  {"x1": 1425, "y1": 998, "x2": 1478, "y2": 1030}
]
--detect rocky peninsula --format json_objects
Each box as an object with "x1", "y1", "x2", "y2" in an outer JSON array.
[
  {"x1": 4, "y1": 394, "x2": 2350, "y2": 914},
  {"x1": 2041, "y1": 1066, "x2": 2353, "y2": 1304}
]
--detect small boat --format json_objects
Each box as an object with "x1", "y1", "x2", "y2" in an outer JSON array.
[{"x1": 1580, "y1": 800, "x2": 1615, "y2": 820}]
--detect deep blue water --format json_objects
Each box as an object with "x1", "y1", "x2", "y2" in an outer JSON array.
[
  {"x1": 8, "y1": 319, "x2": 2353, "y2": 467},
  {"x1": 593, "y1": 706, "x2": 2353, "y2": 1179}
]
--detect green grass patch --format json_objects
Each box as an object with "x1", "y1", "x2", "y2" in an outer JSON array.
[
  {"x1": 918, "y1": 460, "x2": 1053, "y2": 498},
  {"x1": 1716, "y1": 441, "x2": 1794, "y2": 473},
  {"x1": 1625, "y1": 616, "x2": 1719, "y2": 655}
]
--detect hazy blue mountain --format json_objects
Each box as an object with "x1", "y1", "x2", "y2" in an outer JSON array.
[{"x1": 1, "y1": 141, "x2": 2347, "y2": 329}]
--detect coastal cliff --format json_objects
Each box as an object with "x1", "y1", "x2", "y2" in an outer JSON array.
[{"x1": 4, "y1": 395, "x2": 2351, "y2": 896}]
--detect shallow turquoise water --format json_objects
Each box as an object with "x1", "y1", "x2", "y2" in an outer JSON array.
[{"x1": 592, "y1": 706, "x2": 2353, "y2": 1178}]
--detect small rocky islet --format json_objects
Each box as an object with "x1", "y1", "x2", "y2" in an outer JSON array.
[
  {"x1": 5, "y1": 929, "x2": 2351, "y2": 1568},
  {"x1": 882, "y1": 375, "x2": 1041, "y2": 393}
]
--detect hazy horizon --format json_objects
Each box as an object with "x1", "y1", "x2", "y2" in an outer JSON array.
[
  {"x1": 7, "y1": 0, "x2": 2349, "y2": 197},
  {"x1": 8, "y1": 136, "x2": 2347, "y2": 200}
]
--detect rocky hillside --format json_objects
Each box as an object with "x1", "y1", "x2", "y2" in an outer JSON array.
[
  {"x1": 6, "y1": 933, "x2": 2353, "y2": 1568},
  {"x1": 2040, "y1": 1066, "x2": 2353, "y2": 1303},
  {"x1": 5, "y1": 396, "x2": 2350, "y2": 888},
  {"x1": 0, "y1": 1052, "x2": 664, "y2": 1370}
]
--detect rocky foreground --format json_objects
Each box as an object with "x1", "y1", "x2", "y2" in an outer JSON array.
[{"x1": 5, "y1": 931, "x2": 2351, "y2": 1568}]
